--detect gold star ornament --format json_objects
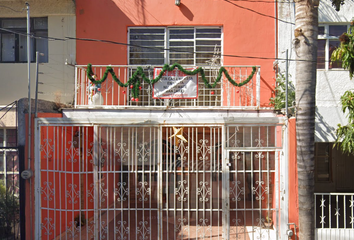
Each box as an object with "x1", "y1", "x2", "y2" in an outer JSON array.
[{"x1": 169, "y1": 127, "x2": 188, "y2": 145}]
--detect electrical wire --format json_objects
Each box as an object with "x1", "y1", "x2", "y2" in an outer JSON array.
[
  {"x1": 0, "y1": 27, "x2": 333, "y2": 64},
  {"x1": 0, "y1": 5, "x2": 24, "y2": 13},
  {"x1": 0, "y1": 102, "x2": 16, "y2": 122},
  {"x1": 223, "y1": 0, "x2": 295, "y2": 25},
  {"x1": 68, "y1": 36, "x2": 315, "y2": 63},
  {"x1": 227, "y1": 0, "x2": 295, "y2": 3},
  {"x1": 0, "y1": 101, "x2": 16, "y2": 111}
]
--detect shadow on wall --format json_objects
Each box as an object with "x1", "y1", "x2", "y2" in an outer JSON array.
[
  {"x1": 318, "y1": 0, "x2": 354, "y2": 22},
  {"x1": 179, "y1": 3, "x2": 194, "y2": 21},
  {"x1": 315, "y1": 108, "x2": 336, "y2": 142}
]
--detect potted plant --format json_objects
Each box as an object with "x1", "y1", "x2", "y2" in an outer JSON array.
[
  {"x1": 269, "y1": 73, "x2": 296, "y2": 117},
  {"x1": 264, "y1": 216, "x2": 273, "y2": 229},
  {"x1": 0, "y1": 181, "x2": 19, "y2": 238}
]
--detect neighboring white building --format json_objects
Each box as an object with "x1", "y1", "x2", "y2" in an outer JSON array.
[
  {"x1": 0, "y1": 0, "x2": 76, "y2": 175},
  {"x1": 278, "y1": 0, "x2": 354, "y2": 238},
  {"x1": 0, "y1": 0, "x2": 76, "y2": 106},
  {"x1": 0, "y1": 2, "x2": 75, "y2": 238}
]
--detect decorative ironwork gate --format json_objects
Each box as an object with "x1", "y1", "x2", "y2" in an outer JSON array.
[{"x1": 35, "y1": 123, "x2": 282, "y2": 239}]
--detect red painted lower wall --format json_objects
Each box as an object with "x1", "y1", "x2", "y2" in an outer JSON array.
[
  {"x1": 25, "y1": 113, "x2": 63, "y2": 239},
  {"x1": 288, "y1": 118, "x2": 299, "y2": 239}
]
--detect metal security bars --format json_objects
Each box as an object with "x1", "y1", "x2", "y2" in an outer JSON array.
[
  {"x1": 315, "y1": 193, "x2": 354, "y2": 239},
  {"x1": 128, "y1": 27, "x2": 222, "y2": 66},
  {"x1": 0, "y1": 128, "x2": 19, "y2": 239},
  {"x1": 226, "y1": 125, "x2": 281, "y2": 240},
  {"x1": 35, "y1": 123, "x2": 282, "y2": 240},
  {"x1": 0, "y1": 147, "x2": 20, "y2": 239}
]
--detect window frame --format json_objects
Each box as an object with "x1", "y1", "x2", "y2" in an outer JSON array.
[
  {"x1": 317, "y1": 23, "x2": 349, "y2": 71},
  {"x1": 314, "y1": 142, "x2": 333, "y2": 183},
  {"x1": 0, "y1": 128, "x2": 19, "y2": 195},
  {"x1": 0, "y1": 17, "x2": 48, "y2": 63},
  {"x1": 128, "y1": 26, "x2": 223, "y2": 66}
]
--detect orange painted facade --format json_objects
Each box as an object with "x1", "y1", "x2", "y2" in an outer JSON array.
[
  {"x1": 23, "y1": 1, "x2": 305, "y2": 239},
  {"x1": 76, "y1": 0, "x2": 277, "y2": 106}
]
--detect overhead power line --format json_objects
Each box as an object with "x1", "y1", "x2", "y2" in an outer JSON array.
[
  {"x1": 0, "y1": 28, "x2": 315, "y2": 63},
  {"x1": 0, "y1": 5, "x2": 24, "y2": 13},
  {"x1": 68, "y1": 36, "x2": 314, "y2": 63},
  {"x1": 223, "y1": 0, "x2": 295, "y2": 25}
]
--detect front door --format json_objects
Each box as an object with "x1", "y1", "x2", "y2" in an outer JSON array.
[{"x1": 226, "y1": 150, "x2": 279, "y2": 239}]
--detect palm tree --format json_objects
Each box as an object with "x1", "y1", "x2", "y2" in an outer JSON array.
[
  {"x1": 294, "y1": 0, "x2": 348, "y2": 238},
  {"x1": 294, "y1": 0, "x2": 319, "y2": 239}
]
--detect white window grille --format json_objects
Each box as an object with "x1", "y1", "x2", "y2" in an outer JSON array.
[
  {"x1": 128, "y1": 27, "x2": 223, "y2": 106},
  {"x1": 128, "y1": 27, "x2": 222, "y2": 66}
]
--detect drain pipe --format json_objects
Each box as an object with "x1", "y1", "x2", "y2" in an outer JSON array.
[{"x1": 23, "y1": 1, "x2": 33, "y2": 178}]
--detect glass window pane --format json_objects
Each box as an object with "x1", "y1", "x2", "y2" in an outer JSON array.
[
  {"x1": 6, "y1": 173, "x2": 20, "y2": 195},
  {"x1": 169, "y1": 29, "x2": 194, "y2": 39},
  {"x1": 169, "y1": 58, "x2": 194, "y2": 65},
  {"x1": 130, "y1": 52, "x2": 164, "y2": 60},
  {"x1": 329, "y1": 40, "x2": 341, "y2": 69},
  {"x1": 315, "y1": 143, "x2": 331, "y2": 182},
  {"x1": 19, "y1": 35, "x2": 35, "y2": 62},
  {"x1": 34, "y1": 18, "x2": 48, "y2": 30},
  {"x1": 0, "y1": 129, "x2": 3, "y2": 147},
  {"x1": 317, "y1": 39, "x2": 326, "y2": 69},
  {"x1": 329, "y1": 25, "x2": 347, "y2": 37},
  {"x1": 6, "y1": 152, "x2": 18, "y2": 172},
  {"x1": 130, "y1": 34, "x2": 164, "y2": 41},
  {"x1": 196, "y1": 33, "x2": 221, "y2": 38},
  {"x1": 196, "y1": 40, "x2": 221, "y2": 46},
  {"x1": 130, "y1": 28, "x2": 164, "y2": 34},
  {"x1": 2, "y1": 19, "x2": 26, "y2": 28},
  {"x1": 0, "y1": 153, "x2": 4, "y2": 171},
  {"x1": 196, "y1": 28, "x2": 221, "y2": 34},
  {"x1": 2, "y1": 34, "x2": 15, "y2": 62},
  {"x1": 129, "y1": 40, "x2": 164, "y2": 47},
  {"x1": 35, "y1": 31, "x2": 48, "y2": 63},
  {"x1": 129, "y1": 28, "x2": 165, "y2": 65},
  {"x1": 318, "y1": 26, "x2": 325, "y2": 35},
  {"x1": 6, "y1": 129, "x2": 17, "y2": 147},
  {"x1": 196, "y1": 28, "x2": 222, "y2": 39},
  {"x1": 130, "y1": 58, "x2": 164, "y2": 65}
]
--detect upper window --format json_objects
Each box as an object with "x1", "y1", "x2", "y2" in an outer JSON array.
[
  {"x1": 128, "y1": 27, "x2": 222, "y2": 66},
  {"x1": 0, "y1": 17, "x2": 48, "y2": 63},
  {"x1": 317, "y1": 24, "x2": 348, "y2": 70}
]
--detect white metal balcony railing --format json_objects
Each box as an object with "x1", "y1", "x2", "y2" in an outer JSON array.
[
  {"x1": 75, "y1": 65, "x2": 261, "y2": 109},
  {"x1": 315, "y1": 193, "x2": 354, "y2": 239}
]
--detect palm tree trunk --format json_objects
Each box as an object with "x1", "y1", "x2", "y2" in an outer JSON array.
[{"x1": 294, "y1": 0, "x2": 319, "y2": 239}]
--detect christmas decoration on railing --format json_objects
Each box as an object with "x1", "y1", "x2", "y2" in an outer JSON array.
[
  {"x1": 88, "y1": 82, "x2": 103, "y2": 105},
  {"x1": 87, "y1": 63, "x2": 257, "y2": 99}
]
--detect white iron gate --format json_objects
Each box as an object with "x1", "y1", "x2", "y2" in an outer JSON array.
[{"x1": 35, "y1": 123, "x2": 283, "y2": 239}]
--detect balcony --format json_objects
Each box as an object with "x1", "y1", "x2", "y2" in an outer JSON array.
[{"x1": 75, "y1": 65, "x2": 261, "y2": 109}]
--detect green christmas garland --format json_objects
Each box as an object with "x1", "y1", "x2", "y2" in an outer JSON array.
[{"x1": 87, "y1": 63, "x2": 257, "y2": 98}]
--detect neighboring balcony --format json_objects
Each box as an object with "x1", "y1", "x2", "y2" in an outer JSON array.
[{"x1": 75, "y1": 65, "x2": 261, "y2": 109}]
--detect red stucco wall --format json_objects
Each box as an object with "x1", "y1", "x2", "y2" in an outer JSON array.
[
  {"x1": 25, "y1": 113, "x2": 62, "y2": 239},
  {"x1": 76, "y1": 0, "x2": 277, "y2": 106},
  {"x1": 288, "y1": 118, "x2": 299, "y2": 239}
]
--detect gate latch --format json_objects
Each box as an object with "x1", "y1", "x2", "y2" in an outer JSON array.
[{"x1": 226, "y1": 162, "x2": 232, "y2": 167}]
